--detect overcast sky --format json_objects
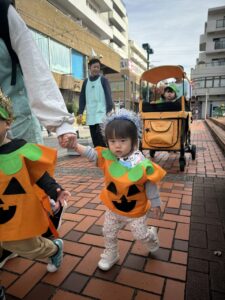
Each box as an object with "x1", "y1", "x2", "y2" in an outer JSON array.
[{"x1": 123, "y1": 0, "x2": 225, "y2": 76}]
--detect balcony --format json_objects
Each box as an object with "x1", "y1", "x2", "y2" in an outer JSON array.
[
  {"x1": 113, "y1": 0, "x2": 126, "y2": 17},
  {"x1": 93, "y1": 0, "x2": 113, "y2": 12},
  {"x1": 48, "y1": 0, "x2": 113, "y2": 40},
  {"x1": 109, "y1": 10, "x2": 126, "y2": 32},
  {"x1": 111, "y1": 25, "x2": 126, "y2": 47},
  {"x1": 207, "y1": 19, "x2": 225, "y2": 34}
]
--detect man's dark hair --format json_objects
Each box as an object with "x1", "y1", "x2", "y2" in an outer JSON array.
[{"x1": 88, "y1": 58, "x2": 101, "y2": 67}]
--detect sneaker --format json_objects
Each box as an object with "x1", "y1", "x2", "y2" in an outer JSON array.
[
  {"x1": 145, "y1": 227, "x2": 160, "y2": 252},
  {"x1": 98, "y1": 249, "x2": 120, "y2": 271},
  {"x1": 47, "y1": 239, "x2": 63, "y2": 272},
  {"x1": 0, "y1": 250, "x2": 18, "y2": 268}
]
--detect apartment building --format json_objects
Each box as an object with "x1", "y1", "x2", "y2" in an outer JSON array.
[
  {"x1": 15, "y1": 0, "x2": 120, "y2": 111},
  {"x1": 46, "y1": 0, "x2": 148, "y2": 110},
  {"x1": 16, "y1": 0, "x2": 148, "y2": 111},
  {"x1": 191, "y1": 5, "x2": 225, "y2": 119}
]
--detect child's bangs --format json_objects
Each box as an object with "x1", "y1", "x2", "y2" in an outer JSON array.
[{"x1": 105, "y1": 119, "x2": 138, "y2": 143}]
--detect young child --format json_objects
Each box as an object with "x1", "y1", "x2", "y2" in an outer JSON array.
[
  {"x1": 161, "y1": 83, "x2": 178, "y2": 102},
  {"x1": 0, "y1": 90, "x2": 69, "y2": 272},
  {"x1": 72, "y1": 109, "x2": 166, "y2": 271}
]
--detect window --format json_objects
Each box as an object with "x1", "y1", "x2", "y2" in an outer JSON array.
[
  {"x1": 110, "y1": 81, "x2": 124, "y2": 92},
  {"x1": 221, "y1": 76, "x2": 225, "y2": 87},
  {"x1": 206, "y1": 77, "x2": 213, "y2": 88},
  {"x1": 31, "y1": 29, "x2": 49, "y2": 66},
  {"x1": 216, "y1": 18, "x2": 225, "y2": 28},
  {"x1": 213, "y1": 77, "x2": 220, "y2": 87},
  {"x1": 214, "y1": 37, "x2": 225, "y2": 50},
  {"x1": 49, "y1": 39, "x2": 71, "y2": 74}
]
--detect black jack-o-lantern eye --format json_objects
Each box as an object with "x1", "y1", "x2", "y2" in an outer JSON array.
[
  {"x1": 107, "y1": 182, "x2": 140, "y2": 212},
  {"x1": 0, "y1": 177, "x2": 25, "y2": 224}
]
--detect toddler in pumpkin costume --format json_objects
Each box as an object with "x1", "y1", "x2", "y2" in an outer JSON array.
[
  {"x1": 0, "y1": 90, "x2": 69, "y2": 272},
  {"x1": 72, "y1": 109, "x2": 166, "y2": 271}
]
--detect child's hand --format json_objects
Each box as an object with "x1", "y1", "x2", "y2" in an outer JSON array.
[
  {"x1": 151, "y1": 207, "x2": 161, "y2": 219},
  {"x1": 56, "y1": 188, "x2": 71, "y2": 207}
]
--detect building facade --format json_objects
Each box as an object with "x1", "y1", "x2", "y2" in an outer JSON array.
[
  {"x1": 16, "y1": 0, "x2": 148, "y2": 113},
  {"x1": 191, "y1": 5, "x2": 225, "y2": 119}
]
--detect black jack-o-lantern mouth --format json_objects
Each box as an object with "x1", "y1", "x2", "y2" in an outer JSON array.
[
  {"x1": 107, "y1": 182, "x2": 141, "y2": 212},
  {"x1": 0, "y1": 177, "x2": 26, "y2": 224}
]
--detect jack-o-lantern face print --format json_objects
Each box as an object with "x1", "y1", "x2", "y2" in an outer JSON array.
[
  {"x1": 107, "y1": 182, "x2": 140, "y2": 212},
  {"x1": 0, "y1": 177, "x2": 25, "y2": 224}
]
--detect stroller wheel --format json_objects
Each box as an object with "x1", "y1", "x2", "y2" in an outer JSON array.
[
  {"x1": 150, "y1": 150, "x2": 156, "y2": 158},
  {"x1": 179, "y1": 158, "x2": 186, "y2": 172},
  {"x1": 191, "y1": 145, "x2": 196, "y2": 160}
]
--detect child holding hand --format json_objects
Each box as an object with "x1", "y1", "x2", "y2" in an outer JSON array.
[{"x1": 72, "y1": 109, "x2": 166, "y2": 271}]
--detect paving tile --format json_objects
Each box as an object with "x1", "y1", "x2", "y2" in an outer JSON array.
[
  {"x1": 210, "y1": 261, "x2": 225, "y2": 293},
  {"x1": 43, "y1": 255, "x2": 80, "y2": 286},
  {"x1": 116, "y1": 268, "x2": 164, "y2": 294},
  {"x1": 150, "y1": 248, "x2": 170, "y2": 262},
  {"x1": 52, "y1": 289, "x2": 92, "y2": 300},
  {"x1": 61, "y1": 272, "x2": 89, "y2": 293},
  {"x1": 23, "y1": 283, "x2": 56, "y2": 300},
  {"x1": 163, "y1": 279, "x2": 185, "y2": 300},
  {"x1": 186, "y1": 271, "x2": 210, "y2": 300},
  {"x1": 2, "y1": 257, "x2": 34, "y2": 274},
  {"x1": 158, "y1": 228, "x2": 174, "y2": 249},
  {"x1": 64, "y1": 230, "x2": 84, "y2": 242},
  {"x1": 175, "y1": 223, "x2": 190, "y2": 240},
  {"x1": 188, "y1": 258, "x2": 209, "y2": 273},
  {"x1": 190, "y1": 229, "x2": 207, "y2": 248},
  {"x1": 145, "y1": 259, "x2": 186, "y2": 281},
  {"x1": 76, "y1": 208, "x2": 103, "y2": 217},
  {"x1": 173, "y1": 239, "x2": 188, "y2": 252},
  {"x1": 95, "y1": 265, "x2": 121, "y2": 281},
  {"x1": 63, "y1": 240, "x2": 90, "y2": 256},
  {"x1": 59, "y1": 221, "x2": 79, "y2": 238},
  {"x1": 134, "y1": 291, "x2": 160, "y2": 300},
  {"x1": 87, "y1": 224, "x2": 103, "y2": 235},
  {"x1": 124, "y1": 254, "x2": 146, "y2": 271},
  {"x1": 167, "y1": 198, "x2": 181, "y2": 208},
  {"x1": 75, "y1": 247, "x2": 102, "y2": 275},
  {"x1": 74, "y1": 216, "x2": 97, "y2": 232},
  {"x1": 163, "y1": 214, "x2": 190, "y2": 224},
  {"x1": 0, "y1": 271, "x2": 18, "y2": 288},
  {"x1": 171, "y1": 250, "x2": 187, "y2": 265},
  {"x1": 83, "y1": 277, "x2": 134, "y2": 300},
  {"x1": 6, "y1": 263, "x2": 47, "y2": 299}
]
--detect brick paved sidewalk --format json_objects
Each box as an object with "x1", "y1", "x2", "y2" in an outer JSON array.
[{"x1": 1, "y1": 120, "x2": 225, "y2": 300}]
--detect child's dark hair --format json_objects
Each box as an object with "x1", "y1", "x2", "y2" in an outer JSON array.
[{"x1": 105, "y1": 119, "x2": 138, "y2": 151}]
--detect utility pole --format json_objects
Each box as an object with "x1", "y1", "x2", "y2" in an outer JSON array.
[
  {"x1": 121, "y1": 74, "x2": 128, "y2": 108},
  {"x1": 142, "y1": 43, "x2": 154, "y2": 102}
]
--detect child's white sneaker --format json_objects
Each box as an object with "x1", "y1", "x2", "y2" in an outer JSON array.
[
  {"x1": 145, "y1": 227, "x2": 160, "y2": 252},
  {"x1": 98, "y1": 249, "x2": 120, "y2": 271}
]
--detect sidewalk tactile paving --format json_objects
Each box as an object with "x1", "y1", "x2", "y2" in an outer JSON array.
[{"x1": 3, "y1": 120, "x2": 225, "y2": 299}]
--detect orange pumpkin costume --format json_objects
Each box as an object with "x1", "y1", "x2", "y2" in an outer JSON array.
[
  {"x1": 0, "y1": 142, "x2": 57, "y2": 241},
  {"x1": 96, "y1": 147, "x2": 166, "y2": 218}
]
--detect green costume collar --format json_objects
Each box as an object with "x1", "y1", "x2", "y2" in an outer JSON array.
[
  {"x1": 102, "y1": 149, "x2": 154, "y2": 182},
  {"x1": 0, "y1": 107, "x2": 9, "y2": 120},
  {"x1": 0, "y1": 143, "x2": 42, "y2": 175}
]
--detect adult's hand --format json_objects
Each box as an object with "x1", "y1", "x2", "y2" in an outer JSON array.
[
  {"x1": 77, "y1": 114, "x2": 83, "y2": 125},
  {"x1": 58, "y1": 133, "x2": 77, "y2": 148}
]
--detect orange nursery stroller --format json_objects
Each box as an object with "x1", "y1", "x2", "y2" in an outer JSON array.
[{"x1": 139, "y1": 65, "x2": 196, "y2": 171}]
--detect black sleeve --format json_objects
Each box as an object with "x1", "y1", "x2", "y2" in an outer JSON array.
[
  {"x1": 101, "y1": 76, "x2": 113, "y2": 113},
  {"x1": 36, "y1": 172, "x2": 62, "y2": 201},
  {"x1": 78, "y1": 79, "x2": 87, "y2": 115}
]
